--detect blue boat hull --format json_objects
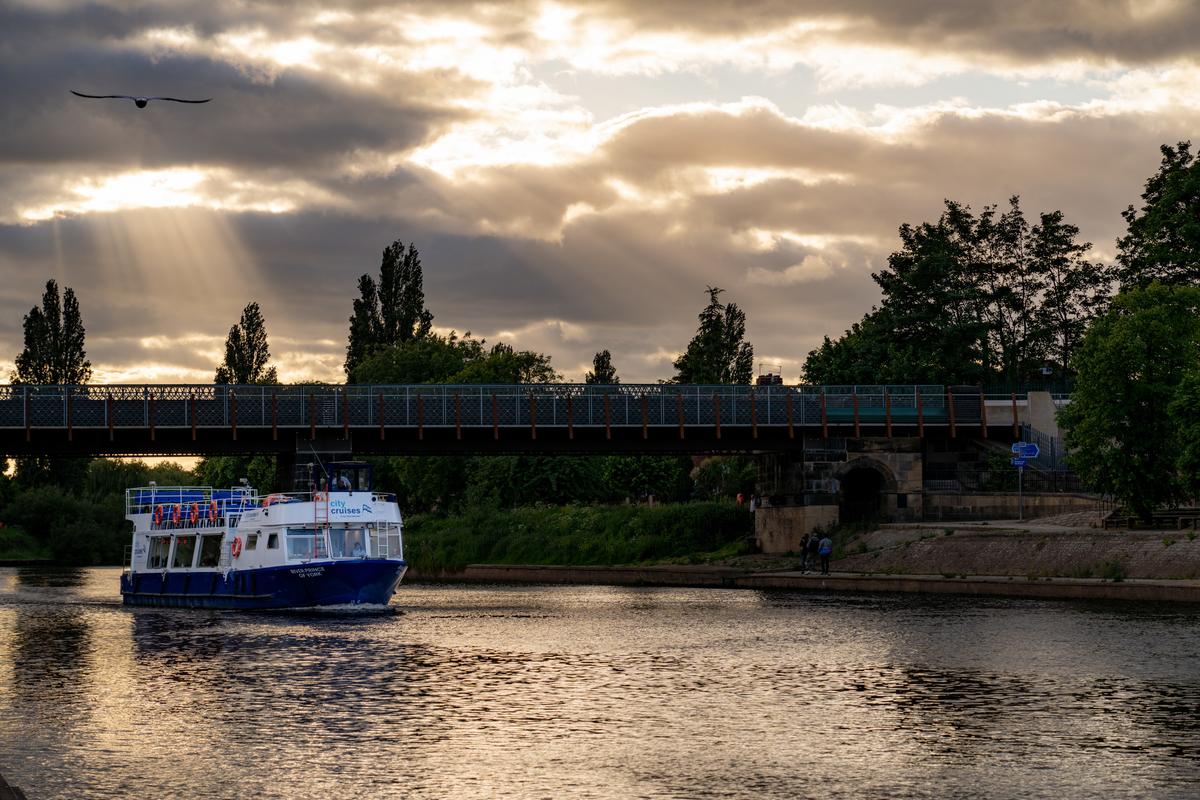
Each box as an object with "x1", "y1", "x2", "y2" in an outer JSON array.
[{"x1": 120, "y1": 559, "x2": 407, "y2": 610}]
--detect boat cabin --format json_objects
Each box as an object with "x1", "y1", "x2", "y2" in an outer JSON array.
[{"x1": 299, "y1": 461, "x2": 373, "y2": 494}]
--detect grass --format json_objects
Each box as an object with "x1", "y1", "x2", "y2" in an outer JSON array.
[
  {"x1": 404, "y1": 501, "x2": 754, "y2": 573},
  {"x1": 0, "y1": 527, "x2": 52, "y2": 561}
]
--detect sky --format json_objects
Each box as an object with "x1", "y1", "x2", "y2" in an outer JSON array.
[{"x1": 2, "y1": 0, "x2": 1199, "y2": 386}]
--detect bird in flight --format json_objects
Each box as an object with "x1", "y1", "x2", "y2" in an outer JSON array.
[{"x1": 71, "y1": 90, "x2": 212, "y2": 108}]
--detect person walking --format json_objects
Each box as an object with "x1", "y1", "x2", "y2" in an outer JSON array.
[
  {"x1": 807, "y1": 533, "x2": 820, "y2": 572},
  {"x1": 798, "y1": 533, "x2": 811, "y2": 572},
  {"x1": 818, "y1": 534, "x2": 834, "y2": 575}
]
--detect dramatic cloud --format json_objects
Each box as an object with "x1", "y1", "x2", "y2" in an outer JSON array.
[{"x1": 1, "y1": 0, "x2": 1197, "y2": 384}]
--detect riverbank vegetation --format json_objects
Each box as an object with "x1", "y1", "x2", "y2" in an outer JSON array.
[{"x1": 404, "y1": 501, "x2": 753, "y2": 573}]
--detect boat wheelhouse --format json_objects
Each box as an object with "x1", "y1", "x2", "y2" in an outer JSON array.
[{"x1": 120, "y1": 461, "x2": 407, "y2": 609}]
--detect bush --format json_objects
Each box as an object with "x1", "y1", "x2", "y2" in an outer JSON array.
[{"x1": 405, "y1": 501, "x2": 753, "y2": 572}]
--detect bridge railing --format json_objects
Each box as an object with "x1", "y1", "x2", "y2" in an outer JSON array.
[{"x1": 0, "y1": 383, "x2": 1024, "y2": 431}]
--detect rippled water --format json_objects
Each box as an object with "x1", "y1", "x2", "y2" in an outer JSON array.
[{"x1": 1, "y1": 568, "x2": 1198, "y2": 799}]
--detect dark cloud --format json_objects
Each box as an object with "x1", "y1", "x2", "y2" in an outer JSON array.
[{"x1": 589, "y1": 0, "x2": 1200, "y2": 65}]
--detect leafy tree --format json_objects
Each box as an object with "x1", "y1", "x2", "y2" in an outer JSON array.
[
  {"x1": 1170, "y1": 369, "x2": 1200, "y2": 500},
  {"x1": 1116, "y1": 141, "x2": 1200, "y2": 288},
  {"x1": 603, "y1": 456, "x2": 691, "y2": 502},
  {"x1": 1058, "y1": 282, "x2": 1200, "y2": 520},
  {"x1": 350, "y1": 332, "x2": 484, "y2": 384},
  {"x1": 194, "y1": 456, "x2": 277, "y2": 494},
  {"x1": 1030, "y1": 211, "x2": 1109, "y2": 372},
  {"x1": 451, "y1": 342, "x2": 559, "y2": 384},
  {"x1": 673, "y1": 287, "x2": 754, "y2": 384},
  {"x1": 346, "y1": 239, "x2": 433, "y2": 376},
  {"x1": 13, "y1": 279, "x2": 91, "y2": 385},
  {"x1": 215, "y1": 302, "x2": 278, "y2": 384},
  {"x1": 585, "y1": 350, "x2": 619, "y2": 384},
  {"x1": 804, "y1": 198, "x2": 1100, "y2": 385}
]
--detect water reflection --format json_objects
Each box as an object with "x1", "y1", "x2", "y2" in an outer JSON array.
[{"x1": 0, "y1": 571, "x2": 1198, "y2": 799}]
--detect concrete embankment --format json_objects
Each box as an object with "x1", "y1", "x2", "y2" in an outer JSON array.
[{"x1": 408, "y1": 563, "x2": 1200, "y2": 603}]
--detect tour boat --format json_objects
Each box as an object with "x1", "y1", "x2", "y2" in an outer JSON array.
[{"x1": 120, "y1": 461, "x2": 407, "y2": 609}]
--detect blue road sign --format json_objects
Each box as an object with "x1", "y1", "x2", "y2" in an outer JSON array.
[
  {"x1": 1011, "y1": 442, "x2": 1040, "y2": 459},
  {"x1": 1011, "y1": 457, "x2": 1027, "y2": 467}
]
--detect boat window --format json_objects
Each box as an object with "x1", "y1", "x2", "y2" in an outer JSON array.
[
  {"x1": 197, "y1": 535, "x2": 222, "y2": 568},
  {"x1": 246, "y1": 533, "x2": 259, "y2": 550},
  {"x1": 330, "y1": 527, "x2": 367, "y2": 558},
  {"x1": 287, "y1": 529, "x2": 328, "y2": 561},
  {"x1": 267, "y1": 533, "x2": 279, "y2": 549},
  {"x1": 172, "y1": 535, "x2": 197, "y2": 568},
  {"x1": 147, "y1": 537, "x2": 171, "y2": 569}
]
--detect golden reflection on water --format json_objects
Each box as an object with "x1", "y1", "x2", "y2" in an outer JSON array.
[{"x1": 1, "y1": 568, "x2": 1199, "y2": 799}]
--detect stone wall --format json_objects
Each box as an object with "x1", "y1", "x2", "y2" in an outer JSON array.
[
  {"x1": 755, "y1": 504, "x2": 839, "y2": 553},
  {"x1": 923, "y1": 492, "x2": 1098, "y2": 521}
]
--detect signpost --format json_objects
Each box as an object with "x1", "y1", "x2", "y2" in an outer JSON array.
[{"x1": 1010, "y1": 442, "x2": 1040, "y2": 520}]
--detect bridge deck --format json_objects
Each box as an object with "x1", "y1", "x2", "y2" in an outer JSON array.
[{"x1": 0, "y1": 384, "x2": 1030, "y2": 456}]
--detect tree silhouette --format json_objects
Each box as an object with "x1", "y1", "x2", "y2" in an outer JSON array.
[
  {"x1": 12, "y1": 279, "x2": 91, "y2": 385},
  {"x1": 346, "y1": 239, "x2": 433, "y2": 376},
  {"x1": 673, "y1": 287, "x2": 753, "y2": 384},
  {"x1": 585, "y1": 350, "x2": 619, "y2": 384},
  {"x1": 215, "y1": 302, "x2": 278, "y2": 384}
]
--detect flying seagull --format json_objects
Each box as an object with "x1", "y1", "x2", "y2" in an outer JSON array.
[{"x1": 71, "y1": 90, "x2": 212, "y2": 108}]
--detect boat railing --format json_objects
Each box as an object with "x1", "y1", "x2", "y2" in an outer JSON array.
[
  {"x1": 122, "y1": 544, "x2": 133, "y2": 573},
  {"x1": 126, "y1": 485, "x2": 261, "y2": 534}
]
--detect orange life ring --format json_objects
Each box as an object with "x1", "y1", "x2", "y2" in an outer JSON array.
[
  {"x1": 189, "y1": 502, "x2": 200, "y2": 525},
  {"x1": 208, "y1": 500, "x2": 218, "y2": 523},
  {"x1": 171, "y1": 504, "x2": 182, "y2": 524},
  {"x1": 312, "y1": 492, "x2": 324, "y2": 503},
  {"x1": 231, "y1": 536, "x2": 243, "y2": 558},
  {"x1": 153, "y1": 505, "x2": 163, "y2": 526}
]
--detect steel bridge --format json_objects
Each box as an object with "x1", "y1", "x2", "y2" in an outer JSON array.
[{"x1": 0, "y1": 383, "x2": 1034, "y2": 457}]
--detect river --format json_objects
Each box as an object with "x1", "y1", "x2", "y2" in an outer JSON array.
[{"x1": 0, "y1": 567, "x2": 1198, "y2": 799}]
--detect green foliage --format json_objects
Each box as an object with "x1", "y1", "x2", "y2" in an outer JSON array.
[
  {"x1": 673, "y1": 286, "x2": 754, "y2": 384},
  {"x1": 585, "y1": 350, "x2": 619, "y2": 384},
  {"x1": 603, "y1": 456, "x2": 692, "y2": 503},
  {"x1": 804, "y1": 198, "x2": 1105, "y2": 385},
  {"x1": 214, "y1": 301, "x2": 278, "y2": 384},
  {"x1": 345, "y1": 239, "x2": 434, "y2": 375},
  {"x1": 450, "y1": 342, "x2": 559, "y2": 384},
  {"x1": 1169, "y1": 369, "x2": 1200, "y2": 499},
  {"x1": 1059, "y1": 282, "x2": 1200, "y2": 520},
  {"x1": 690, "y1": 456, "x2": 756, "y2": 501},
  {"x1": 404, "y1": 501, "x2": 752, "y2": 572},
  {"x1": 12, "y1": 278, "x2": 92, "y2": 385},
  {"x1": 194, "y1": 456, "x2": 277, "y2": 494},
  {"x1": 1117, "y1": 141, "x2": 1200, "y2": 288},
  {"x1": 1098, "y1": 560, "x2": 1126, "y2": 582},
  {"x1": 350, "y1": 332, "x2": 481, "y2": 384},
  {"x1": 2, "y1": 485, "x2": 128, "y2": 564}
]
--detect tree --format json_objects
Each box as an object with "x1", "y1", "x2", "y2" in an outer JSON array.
[
  {"x1": 13, "y1": 279, "x2": 91, "y2": 385},
  {"x1": 1116, "y1": 141, "x2": 1200, "y2": 288},
  {"x1": 803, "y1": 198, "x2": 1099, "y2": 385},
  {"x1": 585, "y1": 350, "x2": 619, "y2": 384},
  {"x1": 1058, "y1": 282, "x2": 1200, "y2": 520},
  {"x1": 349, "y1": 332, "x2": 483, "y2": 385},
  {"x1": 673, "y1": 287, "x2": 754, "y2": 384},
  {"x1": 1029, "y1": 211, "x2": 1109, "y2": 372},
  {"x1": 215, "y1": 302, "x2": 278, "y2": 384},
  {"x1": 345, "y1": 239, "x2": 433, "y2": 376},
  {"x1": 1170, "y1": 369, "x2": 1200, "y2": 501},
  {"x1": 451, "y1": 342, "x2": 559, "y2": 384}
]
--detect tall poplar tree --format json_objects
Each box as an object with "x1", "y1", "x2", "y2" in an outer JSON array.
[
  {"x1": 345, "y1": 239, "x2": 433, "y2": 376},
  {"x1": 215, "y1": 302, "x2": 278, "y2": 384},
  {"x1": 12, "y1": 279, "x2": 91, "y2": 385},
  {"x1": 673, "y1": 287, "x2": 754, "y2": 384}
]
